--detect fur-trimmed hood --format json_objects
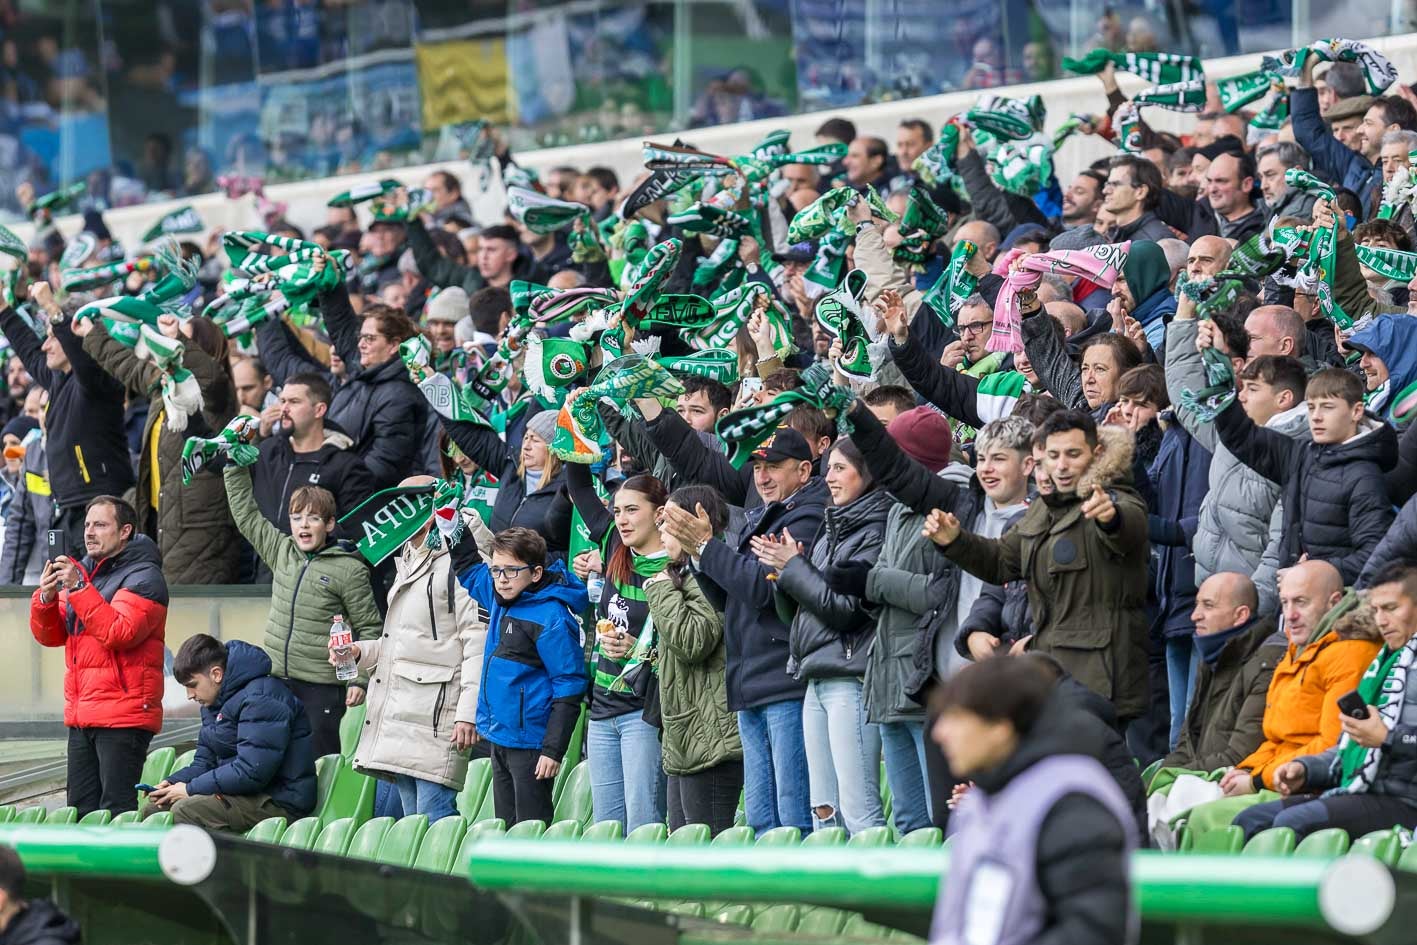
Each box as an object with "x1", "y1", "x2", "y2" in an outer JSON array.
[{"x1": 1077, "y1": 425, "x2": 1136, "y2": 495}]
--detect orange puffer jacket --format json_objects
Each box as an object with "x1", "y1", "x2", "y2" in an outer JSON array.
[{"x1": 1236, "y1": 630, "x2": 1380, "y2": 789}]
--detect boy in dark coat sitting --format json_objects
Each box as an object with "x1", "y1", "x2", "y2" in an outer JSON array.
[{"x1": 141, "y1": 634, "x2": 316, "y2": 831}]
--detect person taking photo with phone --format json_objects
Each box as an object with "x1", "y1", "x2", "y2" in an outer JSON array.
[
  {"x1": 1233, "y1": 563, "x2": 1417, "y2": 841},
  {"x1": 29, "y1": 495, "x2": 167, "y2": 817}
]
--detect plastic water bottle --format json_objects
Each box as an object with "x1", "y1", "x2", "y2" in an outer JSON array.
[
  {"x1": 330, "y1": 615, "x2": 357, "y2": 682},
  {"x1": 586, "y1": 571, "x2": 605, "y2": 605}
]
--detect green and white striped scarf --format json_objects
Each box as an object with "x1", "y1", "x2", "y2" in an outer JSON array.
[
  {"x1": 716, "y1": 362, "x2": 855, "y2": 468},
  {"x1": 967, "y1": 94, "x2": 1045, "y2": 141},
  {"x1": 1355, "y1": 243, "x2": 1417, "y2": 282},
  {"x1": 921, "y1": 240, "x2": 980, "y2": 327},
  {"x1": 552, "y1": 355, "x2": 684, "y2": 464},
  {"x1": 814, "y1": 269, "x2": 873, "y2": 380},
  {"x1": 1062, "y1": 48, "x2": 1204, "y2": 85},
  {"x1": 1216, "y1": 70, "x2": 1281, "y2": 112},
  {"x1": 1263, "y1": 38, "x2": 1398, "y2": 95},
  {"x1": 1133, "y1": 79, "x2": 1208, "y2": 113},
  {"x1": 1175, "y1": 276, "x2": 1246, "y2": 422},
  {"x1": 180, "y1": 416, "x2": 260, "y2": 486}
]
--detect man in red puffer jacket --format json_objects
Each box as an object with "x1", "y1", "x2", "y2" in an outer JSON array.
[{"x1": 31, "y1": 495, "x2": 167, "y2": 816}]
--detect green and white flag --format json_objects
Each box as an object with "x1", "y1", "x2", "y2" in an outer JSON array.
[
  {"x1": 141, "y1": 206, "x2": 204, "y2": 243},
  {"x1": 1062, "y1": 48, "x2": 1204, "y2": 85},
  {"x1": 522, "y1": 334, "x2": 590, "y2": 401},
  {"x1": 506, "y1": 186, "x2": 590, "y2": 234}
]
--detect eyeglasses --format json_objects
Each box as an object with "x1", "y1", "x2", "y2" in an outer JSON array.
[
  {"x1": 1103, "y1": 179, "x2": 1133, "y2": 191},
  {"x1": 958, "y1": 320, "x2": 994, "y2": 335},
  {"x1": 490, "y1": 565, "x2": 531, "y2": 579},
  {"x1": 357, "y1": 333, "x2": 386, "y2": 344}
]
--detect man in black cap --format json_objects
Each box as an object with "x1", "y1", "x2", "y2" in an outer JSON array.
[{"x1": 661, "y1": 426, "x2": 828, "y2": 836}]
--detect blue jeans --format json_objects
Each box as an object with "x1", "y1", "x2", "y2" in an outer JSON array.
[
  {"x1": 803, "y1": 677, "x2": 884, "y2": 835},
  {"x1": 1165, "y1": 635, "x2": 1199, "y2": 750},
  {"x1": 394, "y1": 774, "x2": 457, "y2": 822},
  {"x1": 587, "y1": 711, "x2": 666, "y2": 831},
  {"x1": 1234, "y1": 793, "x2": 1417, "y2": 841},
  {"x1": 879, "y1": 720, "x2": 931, "y2": 834},
  {"x1": 738, "y1": 699, "x2": 811, "y2": 835}
]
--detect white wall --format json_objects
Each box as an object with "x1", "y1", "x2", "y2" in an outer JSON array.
[{"x1": 30, "y1": 31, "x2": 1417, "y2": 252}]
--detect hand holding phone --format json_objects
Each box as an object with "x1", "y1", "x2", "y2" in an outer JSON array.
[
  {"x1": 1337, "y1": 690, "x2": 1370, "y2": 720},
  {"x1": 134, "y1": 783, "x2": 158, "y2": 794},
  {"x1": 46, "y1": 529, "x2": 67, "y2": 563}
]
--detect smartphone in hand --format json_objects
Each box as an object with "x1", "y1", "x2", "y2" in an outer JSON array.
[
  {"x1": 1337, "y1": 690, "x2": 1370, "y2": 720},
  {"x1": 46, "y1": 529, "x2": 67, "y2": 563}
]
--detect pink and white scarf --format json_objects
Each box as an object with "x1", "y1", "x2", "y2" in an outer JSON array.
[{"x1": 987, "y1": 242, "x2": 1131, "y2": 354}]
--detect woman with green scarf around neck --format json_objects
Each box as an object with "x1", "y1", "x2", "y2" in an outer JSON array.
[
  {"x1": 564, "y1": 463, "x2": 669, "y2": 831},
  {"x1": 647, "y1": 485, "x2": 743, "y2": 835}
]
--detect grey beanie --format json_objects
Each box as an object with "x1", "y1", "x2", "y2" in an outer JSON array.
[{"x1": 523, "y1": 408, "x2": 559, "y2": 445}]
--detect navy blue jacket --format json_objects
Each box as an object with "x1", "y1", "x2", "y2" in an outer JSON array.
[
  {"x1": 1146, "y1": 420, "x2": 1213, "y2": 639},
  {"x1": 1291, "y1": 87, "x2": 1383, "y2": 219},
  {"x1": 462, "y1": 561, "x2": 588, "y2": 758},
  {"x1": 168, "y1": 640, "x2": 316, "y2": 816},
  {"x1": 697, "y1": 477, "x2": 829, "y2": 711}
]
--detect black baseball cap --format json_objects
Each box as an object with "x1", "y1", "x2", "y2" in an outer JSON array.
[{"x1": 751, "y1": 427, "x2": 812, "y2": 463}]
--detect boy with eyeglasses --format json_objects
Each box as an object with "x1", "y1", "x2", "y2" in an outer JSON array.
[{"x1": 460, "y1": 526, "x2": 588, "y2": 824}]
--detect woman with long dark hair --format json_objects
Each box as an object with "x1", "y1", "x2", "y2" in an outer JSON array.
[
  {"x1": 563, "y1": 462, "x2": 669, "y2": 830},
  {"x1": 648, "y1": 484, "x2": 742, "y2": 833}
]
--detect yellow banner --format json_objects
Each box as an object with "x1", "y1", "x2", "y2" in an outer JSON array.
[{"x1": 415, "y1": 38, "x2": 512, "y2": 129}]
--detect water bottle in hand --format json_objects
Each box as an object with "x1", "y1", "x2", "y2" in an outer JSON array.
[{"x1": 330, "y1": 615, "x2": 357, "y2": 682}]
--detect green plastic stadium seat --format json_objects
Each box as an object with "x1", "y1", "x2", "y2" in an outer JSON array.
[
  {"x1": 413, "y1": 815, "x2": 467, "y2": 873},
  {"x1": 552, "y1": 708, "x2": 587, "y2": 804},
  {"x1": 45, "y1": 807, "x2": 77, "y2": 825},
  {"x1": 899, "y1": 827, "x2": 944, "y2": 848},
  {"x1": 1242, "y1": 827, "x2": 1296, "y2": 857},
  {"x1": 171, "y1": 748, "x2": 196, "y2": 771},
  {"x1": 802, "y1": 826, "x2": 847, "y2": 847},
  {"x1": 77, "y1": 810, "x2": 111, "y2": 826},
  {"x1": 847, "y1": 826, "x2": 892, "y2": 847},
  {"x1": 1174, "y1": 825, "x2": 1194, "y2": 852},
  {"x1": 750, "y1": 904, "x2": 800, "y2": 932},
  {"x1": 581, "y1": 820, "x2": 623, "y2": 842},
  {"x1": 625, "y1": 823, "x2": 668, "y2": 844},
  {"x1": 456, "y1": 758, "x2": 493, "y2": 820},
  {"x1": 339, "y1": 701, "x2": 366, "y2": 759},
  {"x1": 1140, "y1": 759, "x2": 1164, "y2": 792},
  {"x1": 1352, "y1": 829, "x2": 1403, "y2": 866},
  {"x1": 0, "y1": 806, "x2": 14, "y2": 824},
  {"x1": 313, "y1": 817, "x2": 358, "y2": 856},
  {"x1": 12, "y1": 808, "x2": 45, "y2": 824},
  {"x1": 137, "y1": 747, "x2": 176, "y2": 806},
  {"x1": 506, "y1": 819, "x2": 547, "y2": 840},
  {"x1": 1190, "y1": 825, "x2": 1244, "y2": 854},
  {"x1": 1293, "y1": 828, "x2": 1351, "y2": 858},
  {"x1": 244, "y1": 817, "x2": 288, "y2": 844},
  {"x1": 1398, "y1": 838, "x2": 1417, "y2": 872},
  {"x1": 318, "y1": 756, "x2": 375, "y2": 827},
  {"x1": 110, "y1": 810, "x2": 140, "y2": 826},
  {"x1": 279, "y1": 817, "x2": 322, "y2": 850},
  {"x1": 346, "y1": 816, "x2": 394, "y2": 861},
  {"x1": 796, "y1": 907, "x2": 851, "y2": 936},
  {"x1": 711, "y1": 826, "x2": 755, "y2": 846},
  {"x1": 454, "y1": 819, "x2": 507, "y2": 867},
  {"x1": 667, "y1": 823, "x2": 711, "y2": 845},
  {"x1": 550, "y1": 762, "x2": 594, "y2": 828},
  {"x1": 755, "y1": 826, "x2": 801, "y2": 846},
  {"x1": 141, "y1": 812, "x2": 173, "y2": 828},
  {"x1": 711, "y1": 904, "x2": 754, "y2": 925},
  {"x1": 544, "y1": 820, "x2": 583, "y2": 841},
  {"x1": 375, "y1": 814, "x2": 428, "y2": 867},
  {"x1": 842, "y1": 913, "x2": 893, "y2": 938}
]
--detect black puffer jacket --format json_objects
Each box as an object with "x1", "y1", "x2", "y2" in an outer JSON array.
[
  {"x1": 255, "y1": 285, "x2": 429, "y2": 490},
  {"x1": 251, "y1": 421, "x2": 375, "y2": 534},
  {"x1": 697, "y1": 478, "x2": 828, "y2": 710},
  {"x1": 0, "y1": 898, "x2": 81, "y2": 945},
  {"x1": 1055, "y1": 675, "x2": 1148, "y2": 836},
  {"x1": 0, "y1": 307, "x2": 132, "y2": 512},
  {"x1": 776, "y1": 487, "x2": 891, "y2": 680},
  {"x1": 1215, "y1": 400, "x2": 1396, "y2": 585},
  {"x1": 441, "y1": 416, "x2": 567, "y2": 549}
]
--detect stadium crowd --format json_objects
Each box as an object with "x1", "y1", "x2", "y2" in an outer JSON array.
[{"x1": 13, "y1": 32, "x2": 1417, "y2": 945}]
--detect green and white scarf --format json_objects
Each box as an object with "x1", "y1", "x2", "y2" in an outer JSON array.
[
  {"x1": 697, "y1": 280, "x2": 793, "y2": 357},
  {"x1": 339, "y1": 484, "x2": 437, "y2": 565},
  {"x1": 787, "y1": 188, "x2": 857, "y2": 244},
  {"x1": 523, "y1": 334, "x2": 590, "y2": 402},
  {"x1": 1062, "y1": 48, "x2": 1204, "y2": 85},
  {"x1": 716, "y1": 362, "x2": 855, "y2": 468},
  {"x1": 1263, "y1": 38, "x2": 1398, "y2": 94},
  {"x1": 920, "y1": 240, "x2": 980, "y2": 327},
  {"x1": 912, "y1": 121, "x2": 961, "y2": 188},
  {"x1": 28, "y1": 182, "x2": 85, "y2": 225},
  {"x1": 1216, "y1": 70, "x2": 1281, "y2": 112},
  {"x1": 990, "y1": 138, "x2": 1054, "y2": 195},
  {"x1": 1333, "y1": 637, "x2": 1417, "y2": 794},
  {"x1": 1284, "y1": 168, "x2": 1349, "y2": 328},
  {"x1": 401, "y1": 335, "x2": 497, "y2": 422},
  {"x1": 507, "y1": 186, "x2": 591, "y2": 235},
  {"x1": 141, "y1": 206, "x2": 204, "y2": 244},
  {"x1": 1175, "y1": 276, "x2": 1246, "y2": 421},
  {"x1": 805, "y1": 229, "x2": 850, "y2": 293},
  {"x1": 967, "y1": 94, "x2": 1044, "y2": 141},
  {"x1": 814, "y1": 269, "x2": 873, "y2": 380},
  {"x1": 894, "y1": 186, "x2": 951, "y2": 272},
  {"x1": 1356, "y1": 243, "x2": 1417, "y2": 282},
  {"x1": 1133, "y1": 79, "x2": 1209, "y2": 113},
  {"x1": 552, "y1": 355, "x2": 684, "y2": 464},
  {"x1": 326, "y1": 178, "x2": 403, "y2": 208},
  {"x1": 180, "y1": 415, "x2": 259, "y2": 485},
  {"x1": 658, "y1": 348, "x2": 739, "y2": 384}
]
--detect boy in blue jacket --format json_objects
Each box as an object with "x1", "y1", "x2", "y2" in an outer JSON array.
[
  {"x1": 459, "y1": 526, "x2": 588, "y2": 825},
  {"x1": 143, "y1": 634, "x2": 316, "y2": 831}
]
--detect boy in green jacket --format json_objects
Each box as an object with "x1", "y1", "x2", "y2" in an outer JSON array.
[{"x1": 225, "y1": 462, "x2": 383, "y2": 757}]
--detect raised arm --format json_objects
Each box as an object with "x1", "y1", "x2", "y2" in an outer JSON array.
[
  {"x1": 1213, "y1": 398, "x2": 1297, "y2": 486},
  {"x1": 408, "y1": 217, "x2": 483, "y2": 291},
  {"x1": 1162, "y1": 318, "x2": 1220, "y2": 451},
  {"x1": 53, "y1": 318, "x2": 121, "y2": 398},
  {"x1": 637, "y1": 399, "x2": 752, "y2": 505},
  {"x1": 1021, "y1": 310, "x2": 1085, "y2": 410},
  {"x1": 254, "y1": 318, "x2": 326, "y2": 387},
  {"x1": 317, "y1": 281, "x2": 363, "y2": 374},
  {"x1": 224, "y1": 464, "x2": 291, "y2": 570},
  {"x1": 440, "y1": 416, "x2": 515, "y2": 479},
  {"x1": 0, "y1": 307, "x2": 52, "y2": 389},
  {"x1": 888, "y1": 333, "x2": 984, "y2": 429},
  {"x1": 563, "y1": 462, "x2": 612, "y2": 545},
  {"x1": 847, "y1": 401, "x2": 964, "y2": 516},
  {"x1": 82, "y1": 321, "x2": 161, "y2": 399}
]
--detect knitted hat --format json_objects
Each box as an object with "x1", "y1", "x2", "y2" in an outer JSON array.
[
  {"x1": 524, "y1": 408, "x2": 559, "y2": 445},
  {"x1": 426, "y1": 286, "x2": 468, "y2": 323},
  {"x1": 887, "y1": 407, "x2": 953, "y2": 473},
  {"x1": 1, "y1": 415, "x2": 38, "y2": 442}
]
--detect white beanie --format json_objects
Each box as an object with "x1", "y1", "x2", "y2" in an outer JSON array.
[{"x1": 426, "y1": 286, "x2": 470, "y2": 323}]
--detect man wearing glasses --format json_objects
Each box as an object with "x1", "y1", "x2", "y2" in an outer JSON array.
[
  {"x1": 940, "y1": 297, "x2": 999, "y2": 378},
  {"x1": 1103, "y1": 155, "x2": 1175, "y2": 243}
]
